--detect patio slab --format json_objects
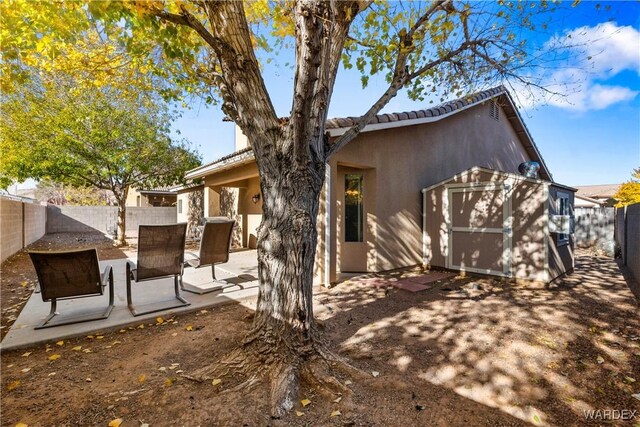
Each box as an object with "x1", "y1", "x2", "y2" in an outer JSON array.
[{"x1": 0, "y1": 250, "x2": 261, "y2": 352}]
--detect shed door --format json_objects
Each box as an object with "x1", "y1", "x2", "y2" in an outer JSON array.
[{"x1": 447, "y1": 184, "x2": 512, "y2": 277}]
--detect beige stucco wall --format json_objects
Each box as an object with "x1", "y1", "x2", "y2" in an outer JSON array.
[
  {"x1": 125, "y1": 188, "x2": 143, "y2": 207},
  {"x1": 331, "y1": 101, "x2": 532, "y2": 273}
]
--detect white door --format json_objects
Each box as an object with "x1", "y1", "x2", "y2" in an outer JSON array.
[{"x1": 447, "y1": 184, "x2": 512, "y2": 277}]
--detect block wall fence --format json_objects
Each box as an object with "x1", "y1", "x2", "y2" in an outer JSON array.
[{"x1": 0, "y1": 196, "x2": 175, "y2": 264}]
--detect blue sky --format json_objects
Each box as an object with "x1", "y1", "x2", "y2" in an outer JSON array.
[{"x1": 174, "y1": 1, "x2": 639, "y2": 187}]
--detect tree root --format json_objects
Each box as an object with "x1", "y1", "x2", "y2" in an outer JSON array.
[{"x1": 181, "y1": 334, "x2": 365, "y2": 418}]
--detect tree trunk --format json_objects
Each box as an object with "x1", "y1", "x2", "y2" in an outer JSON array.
[{"x1": 115, "y1": 188, "x2": 128, "y2": 246}]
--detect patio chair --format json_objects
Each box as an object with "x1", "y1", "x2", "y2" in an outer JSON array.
[
  {"x1": 182, "y1": 219, "x2": 235, "y2": 294},
  {"x1": 126, "y1": 223, "x2": 190, "y2": 316},
  {"x1": 28, "y1": 249, "x2": 114, "y2": 329}
]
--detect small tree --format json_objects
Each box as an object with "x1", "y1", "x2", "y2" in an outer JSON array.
[
  {"x1": 1, "y1": 75, "x2": 200, "y2": 245},
  {"x1": 613, "y1": 168, "x2": 640, "y2": 207}
]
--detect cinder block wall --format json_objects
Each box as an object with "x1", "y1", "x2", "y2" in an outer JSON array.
[
  {"x1": 24, "y1": 202, "x2": 47, "y2": 245},
  {"x1": 1, "y1": 198, "x2": 24, "y2": 263},
  {"x1": 0, "y1": 197, "x2": 47, "y2": 264},
  {"x1": 47, "y1": 206, "x2": 176, "y2": 237}
]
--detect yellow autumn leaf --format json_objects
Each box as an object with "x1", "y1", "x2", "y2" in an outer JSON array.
[
  {"x1": 138, "y1": 374, "x2": 146, "y2": 383},
  {"x1": 48, "y1": 354, "x2": 61, "y2": 361},
  {"x1": 301, "y1": 398, "x2": 311, "y2": 407},
  {"x1": 108, "y1": 418, "x2": 123, "y2": 427},
  {"x1": 138, "y1": 324, "x2": 145, "y2": 329},
  {"x1": 156, "y1": 317, "x2": 164, "y2": 324},
  {"x1": 82, "y1": 349, "x2": 92, "y2": 353},
  {"x1": 7, "y1": 380, "x2": 20, "y2": 391},
  {"x1": 333, "y1": 396, "x2": 342, "y2": 403},
  {"x1": 86, "y1": 335, "x2": 94, "y2": 339},
  {"x1": 211, "y1": 378, "x2": 222, "y2": 386},
  {"x1": 72, "y1": 346, "x2": 82, "y2": 351},
  {"x1": 164, "y1": 378, "x2": 174, "y2": 387},
  {"x1": 21, "y1": 352, "x2": 31, "y2": 357},
  {"x1": 295, "y1": 411, "x2": 304, "y2": 417},
  {"x1": 119, "y1": 329, "x2": 126, "y2": 333},
  {"x1": 96, "y1": 336, "x2": 104, "y2": 340},
  {"x1": 20, "y1": 281, "x2": 27, "y2": 287},
  {"x1": 56, "y1": 340, "x2": 64, "y2": 346},
  {"x1": 331, "y1": 410, "x2": 342, "y2": 417},
  {"x1": 186, "y1": 325, "x2": 193, "y2": 331},
  {"x1": 15, "y1": 423, "x2": 28, "y2": 427},
  {"x1": 171, "y1": 332, "x2": 178, "y2": 337}
]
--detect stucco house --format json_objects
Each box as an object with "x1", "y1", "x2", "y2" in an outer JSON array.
[{"x1": 183, "y1": 86, "x2": 575, "y2": 284}]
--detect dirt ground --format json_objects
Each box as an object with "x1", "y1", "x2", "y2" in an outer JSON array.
[{"x1": 1, "y1": 234, "x2": 639, "y2": 427}]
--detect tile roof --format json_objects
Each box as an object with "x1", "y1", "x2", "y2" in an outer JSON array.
[
  {"x1": 574, "y1": 184, "x2": 621, "y2": 198},
  {"x1": 186, "y1": 86, "x2": 552, "y2": 181},
  {"x1": 325, "y1": 86, "x2": 505, "y2": 129}
]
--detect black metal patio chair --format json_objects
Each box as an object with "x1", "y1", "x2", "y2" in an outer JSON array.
[{"x1": 28, "y1": 248, "x2": 114, "y2": 329}]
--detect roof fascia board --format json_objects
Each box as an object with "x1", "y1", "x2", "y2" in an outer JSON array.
[{"x1": 185, "y1": 154, "x2": 255, "y2": 180}]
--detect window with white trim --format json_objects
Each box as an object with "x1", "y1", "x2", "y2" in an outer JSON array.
[{"x1": 557, "y1": 192, "x2": 570, "y2": 244}]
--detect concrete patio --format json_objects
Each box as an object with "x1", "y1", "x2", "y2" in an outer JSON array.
[{"x1": 0, "y1": 250, "x2": 261, "y2": 351}]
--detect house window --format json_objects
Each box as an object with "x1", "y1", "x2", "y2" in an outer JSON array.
[
  {"x1": 557, "y1": 192, "x2": 570, "y2": 244},
  {"x1": 345, "y1": 174, "x2": 364, "y2": 242},
  {"x1": 178, "y1": 199, "x2": 183, "y2": 214}
]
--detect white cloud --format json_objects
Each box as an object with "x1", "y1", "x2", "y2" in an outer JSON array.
[{"x1": 515, "y1": 22, "x2": 640, "y2": 112}]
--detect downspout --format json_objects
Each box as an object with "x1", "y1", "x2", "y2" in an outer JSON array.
[
  {"x1": 324, "y1": 164, "x2": 331, "y2": 287},
  {"x1": 421, "y1": 188, "x2": 427, "y2": 267}
]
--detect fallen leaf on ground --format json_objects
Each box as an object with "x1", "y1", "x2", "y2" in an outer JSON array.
[
  {"x1": 333, "y1": 396, "x2": 342, "y2": 403},
  {"x1": 138, "y1": 374, "x2": 146, "y2": 383},
  {"x1": 15, "y1": 423, "x2": 28, "y2": 427},
  {"x1": 119, "y1": 329, "x2": 126, "y2": 333},
  {"x1": 21, "y1": 352, "x2": 31, "y2": 357},
  {"x1": 156, "y1": 317, "x2": 164, "y2": 324},
  {"x1": 171, "y1": 332, "x2": 178, "y2": 337},
  {"x1": 82, "y1": 349, "x2": 92, "y2": 353},
  {"x1": 86, "y1": 335, "x2": 94, "y2": 339},
  {"x1": 96, "y1": 336, "x2": 104, "y2": 340},
  {"x1": 301, "y1": 399, "x2": 311, "y2": 407},
  {"x1": 48, "y1": 354, "x2": 61, "y2": 361},
  {"x1": 624, "y1": 376, "x2": 636, "y2": 383},
  {"x1": 597, "y1": 355, "x2": 604, "y2": 364},
  {"x1": 296, "y1": 411, "x2": 304, "y2": 417},
  {"x1": 7, "y1": 380, "x2": 20, "y2": 391},
  {"x1": 212, "y1": 378, "x2": 222, "y2": 386},
  {"x1": 331, "y1": 410, "x2": 342, "y2": 417},
  {"x1": 158, "y1": 367, "x2": 166, "y2": 372},
  {"x1": 55, "y1": 341, "x2": 64, "y2": 346},
  {"x1": 186, "y1": 325, "x2": 193, "y2": 331},
  {"x1": 86, "y1": 378, "x2": 92, "y2": 382},
  {"x1": 72, "y1": 346, "x2": 82, "y2": 351},
  {"x1": 164, "y1": 378, "x2": 174, "y2": 387},
  {"x1": 533, "y1": 414, "x2": 541, "y2": 424},
  {"x1": 344, "y1": 380, "x2": 352, "y2": 385},
  {"x1": 20, "y1": 368, "x2": 31, "y2": 373},
  {"x1": 632, "y1": 393, "x2": 640, "y2": 401},
  {"x1": 138, "y1": 324, "x2": 144, "y2": 329},
  {"x1": 48, "y1": 372, "x2": 56, "y2": 376},
  {"x1": 20, "y1": 281, "x2": 27, "y2": 287},
  {"x1": 371, "y1": 371, "x2": 380, "y2": 377},
  {"x1": 108, "y1": 418, "x2": 123, "y2": 427}
]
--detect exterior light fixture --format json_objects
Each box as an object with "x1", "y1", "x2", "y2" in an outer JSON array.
[{"x1": 252, "y1": 193, "x2": 261, "y2": 204}]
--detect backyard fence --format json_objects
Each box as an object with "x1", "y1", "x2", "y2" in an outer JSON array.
[
  {"x1": 574, "y1": 207, "x2": 615, "y2": 251},
  {"x1": 0, "y1": 200, "x2": 177, "y2": 264},
  {"x1": 46, "y1": 206, "x2": 176, "y2": 237},
  {"x1": 0, "y1": 196, "x2": 47, "y2": 264},
  {"x1": 615, "y1": 203, "x2": 640, "y2": 284}
]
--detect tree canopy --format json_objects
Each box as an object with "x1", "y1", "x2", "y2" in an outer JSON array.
[{"x1": 614, "y1": 168, "x2": 640, "y2": 207}]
